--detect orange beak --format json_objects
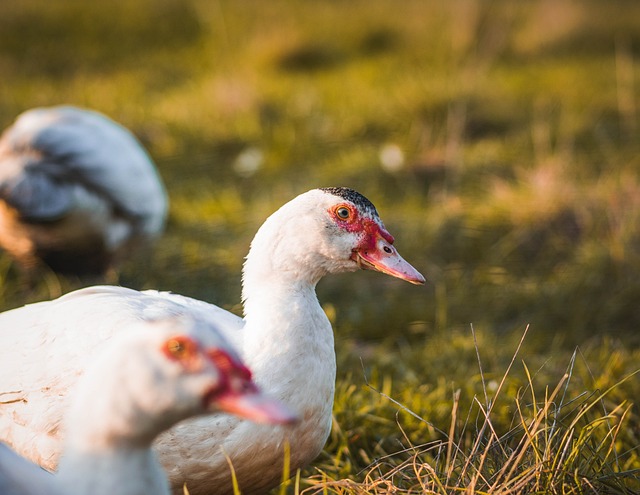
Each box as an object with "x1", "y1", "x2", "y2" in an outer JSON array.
[
  {"x1": 352, "y1": 227, "x2": 425, "y2": 285},
  {"x1": 214, "y1": 385, "x2": 298, "y2": 425},
  {"x1": 204, "y1": 348, "x2": 298, "y2": 425}
]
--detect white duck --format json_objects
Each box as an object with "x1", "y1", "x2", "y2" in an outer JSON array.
[
  {"x1": 0, "y1": 105, "x2": 168, "y2": 277},
  {"x1": 0, "y1": 187, "x2": 425, "y2": 495},
  {"x1": 0, "y1": 314, "x2": 295, "y2": 495}
]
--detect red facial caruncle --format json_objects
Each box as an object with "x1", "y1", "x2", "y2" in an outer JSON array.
[
  {"x1": 329, "y1": 202, "x2": 426, "y2": 285},
  {"x1": 205, "y1": 348, "x2": 298, "y2": 425},
  {"x1": 162, "y1": 334, "x2": 296, "y2": 424},
  {"x1": 162, "y1": 335, "x2": 252, "y2": 393},
  {"x1": 206, "y1": 348, "x2": 254, "y2": 393},
  {"x1": 202, "y1": 348, "x2": 257, "y2": 409},
  {"x1": 329, "y1": 203, "x2": 392, "y2": 241}
]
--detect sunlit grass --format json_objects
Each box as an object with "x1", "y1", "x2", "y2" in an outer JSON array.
[{"x1": 300, "y1": 327, "x2": 640, "y2": 493}]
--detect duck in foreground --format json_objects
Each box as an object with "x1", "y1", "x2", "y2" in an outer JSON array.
[
  {"x1": 0, "y1": 105, "x2": 168, "y2": 278},
  {"x1": 0, "y1": 315, "x2": 295, "y2": 495},
  {"x1": 0, "y1": 187, "x2": 424, "y2": 495}
]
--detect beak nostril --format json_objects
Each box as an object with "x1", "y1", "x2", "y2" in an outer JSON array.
[{"x1": 383, "y1": 246, "x2": 392, "y2": 254}]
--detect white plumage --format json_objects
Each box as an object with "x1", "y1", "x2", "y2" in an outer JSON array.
[
  {"x1": 0, "y1": 314, "x2": 295, "y2": 495},
  {"x1": 0, "y1": 187, "x2": 424, "y2": 495},
  {"x1": 0, "y1": 105, "x2": 168, "y2": 276}
]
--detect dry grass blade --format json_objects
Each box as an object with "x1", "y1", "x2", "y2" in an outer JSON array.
[{"x1": 301, "y1": 324, "x2": 640, "y2": 494}]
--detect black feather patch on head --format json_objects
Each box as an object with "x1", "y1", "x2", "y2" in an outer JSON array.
[{"x1": 320, "y1": 187, "x2": 378, "y2": 216}]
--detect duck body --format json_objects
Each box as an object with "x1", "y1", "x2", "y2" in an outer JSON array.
[
  {"x1": 0, "y1": 188, "x2": 424, "y2": 495},
  {"x1": 0, "y1": 285, "x2": 332, "y2": 495},
  {"x1": 0, "y1": 442, "x2": 61, "y2": 495},
  {"x1": 0, "y1": 105, "x2": 168, "y2": 276},
  {"x1": 0, "y1": 311, "x2": 295, "y2": 495}
]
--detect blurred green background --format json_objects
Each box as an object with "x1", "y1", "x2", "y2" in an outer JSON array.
[
  {"x1": 0, "y1": 0, "x2": 640, "y2": 364},
  {"x1": 2, "y1": 0, "x2": 640, "y2": 487},
  {"x1": 2, "y1": 0, "x2": 638, "y2": 345}
]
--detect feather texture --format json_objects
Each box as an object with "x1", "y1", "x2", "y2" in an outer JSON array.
[
  {"x1": 0, "y1": 106, "x2": 168, "y2": 275},
  {"x1": 0, "y1": 314, "x2": 292, "y2": 495},
  {"x1": 0, "y1": 188, "x2": 424, "y2": 495}
]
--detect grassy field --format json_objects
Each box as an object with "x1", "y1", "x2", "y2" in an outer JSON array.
[{"x1": 1, "y1": 0, "x2": 639, "y2": 492}]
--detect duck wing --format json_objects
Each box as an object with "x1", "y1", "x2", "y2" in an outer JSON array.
[{"x1": 0, "y1": 106, "x2": 167, "y2": 231}]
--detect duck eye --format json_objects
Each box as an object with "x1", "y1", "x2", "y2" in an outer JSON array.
[
  {"x1": 336, "y1": 207, "x2": 350, "y2": 219},
  {"x1": 166, "y1": 338, "x2": 188, "y2": 359}
]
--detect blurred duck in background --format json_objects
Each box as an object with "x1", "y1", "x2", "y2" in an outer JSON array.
[
  {"x1": 0, "y1": 105, "x2": 168, "y2": 280},
  {"x1": 0, "y1": 314, "x2": 296, "y2": 495}
]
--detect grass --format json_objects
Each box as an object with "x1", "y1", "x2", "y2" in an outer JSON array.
[
  {"x1": 306, "y1": 327, "x2": 640, "y2": 493},
  {"x1": 1, "y1": 0, "x2": 639, "y2": 492}
]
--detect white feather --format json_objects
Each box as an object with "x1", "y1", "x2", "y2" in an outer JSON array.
[
  {"x1": 0, "y1": 315, "x2": 265, "y2": 495},
  {"x1": 0, "y1": 105, "x2": 168, "y2": 274},
  {"x1": 0, "y1": 188, "x2": 421, "y2": 495}
]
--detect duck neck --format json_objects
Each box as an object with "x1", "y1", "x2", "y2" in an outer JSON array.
[
  {"x1": 241, "y1": 225, "x2": 332, "y2": 348},
  {"x1": 57, "y1": 444, "x2": 168, "y2": 495},
  {"x1": 55, "y1": 357, "x2": 173, "y2": 495},
  {"x1": 242, "y1": 273, "x2": 334, "y2": 357},
  {"x1": 241, "y1": 259, "x2": 336, "y2": 400}
]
